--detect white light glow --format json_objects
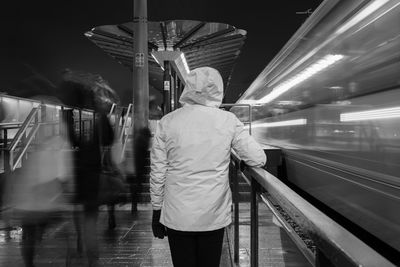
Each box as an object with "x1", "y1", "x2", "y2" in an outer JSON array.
[
  {"x1": 151, "y1": 53, "x2": 165, "y2": 71},
  {"x1": 1, "y1": 97, "x2": 18, "y2": 105},
  {"x1": 340, "y1": 107, "x2": 400, "y2": 122},
  {"x1": 239, "y1": 99, "x2": 258, "y2": 105},
  {"x1": 45, "y1": 104, "x2": 61, "y2": 110},
  {"x1": 248, "y1": 119, "x2": 307, "y2": 129},
  {"x1": 254, "y1": 54, "x2": 344, "y2": 104},
  {"x1": 84, "y1": 31, "x2": 93, "y2": 38},
  {"x1": 180, "y1": 53, "x2": 190, "y2": 74},
  {"x1": 335, "y1": 0, "x2": 390, "y2": 35}
]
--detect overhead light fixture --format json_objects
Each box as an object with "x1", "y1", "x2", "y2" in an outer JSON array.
[
  {"x1": 151, "y1": 53, "x2": 165, "y2": 71},
  {"x1": 249, "y1": 118, "x2": 307, "y2": 129},
  {"x1": 254, "y1": 54, "x2": 344, "y2": 104},
  {"x1": 180, "y1": 53, "x2": 190, "y2": 74},
  {"x1": 340, "y1": 106, "x2": 400, "y2": 122},
  {"x1": 328, "y1": 86, "x2": 344, "y2": 90}
]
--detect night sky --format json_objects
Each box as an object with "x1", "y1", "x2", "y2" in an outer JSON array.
[{"x1": 1, "y1": 0, "x2": 322, "y2": 105}]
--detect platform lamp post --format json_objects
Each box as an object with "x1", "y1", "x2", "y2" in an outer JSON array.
[{"x1": 132, "y1": 0, "x2": 149, "y2": 212}]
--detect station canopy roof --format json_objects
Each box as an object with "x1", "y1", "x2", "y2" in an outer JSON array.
[{"x1": 84, "y1": 20, "x2": 247, "y2": 93}]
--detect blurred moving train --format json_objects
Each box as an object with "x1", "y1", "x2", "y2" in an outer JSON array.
[{"x1": 233, "y1": 0, "x2": 400, "y2": 256}]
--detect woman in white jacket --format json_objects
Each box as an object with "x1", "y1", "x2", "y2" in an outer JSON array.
[{"x1": 150, "y1": 67, "x2": 266, "y2": 267}]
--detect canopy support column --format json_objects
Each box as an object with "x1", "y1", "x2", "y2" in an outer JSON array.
[
  {"x1": 163, "y1": 61, "x2": 171, "y2": 114},
  {"x1": 133, "y1": 0, "x2": 149, "y2": 131},
  {"x1": 132, "y1": 0, "x2": 149, "y2": 213}
]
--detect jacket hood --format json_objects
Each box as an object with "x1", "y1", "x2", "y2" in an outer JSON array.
[{"x1": 179, "y1": 67, "x2": 223, "y2": 108}]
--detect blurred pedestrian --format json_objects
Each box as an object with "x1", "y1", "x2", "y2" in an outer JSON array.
[
  {"x1": 130, "y1": 126, "x2": 152, "y2": 212},
  {"x1": 150, "y1": 67, "x2": 266, "y2": 267},
  {"x1": 2, "y1": 103, "x2": 74, "y2": 267},
  {"x1": 67, "y1": 89, "x2": 114, "y2": 267},
  {"x1": 59, "y1": 69, "x2": 118, "y2": 266}
]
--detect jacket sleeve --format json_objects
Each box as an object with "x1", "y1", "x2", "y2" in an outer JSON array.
[
  {"x1": 150, "y1": 122, "x2": 168, "y2": 210},
  {"x1": 231, "y1": 116, "x2": 266, "y2": 167}
]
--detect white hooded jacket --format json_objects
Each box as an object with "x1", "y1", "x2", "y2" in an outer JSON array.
[{"x1": 150, "y1": 67, "x2": 266, "y2": 231}]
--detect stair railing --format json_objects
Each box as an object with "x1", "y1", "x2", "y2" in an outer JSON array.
[
  {"x1": 119, "y1": 103, "x2": 133, "y2": 161},
  {"x1": 119, "y1": 104, "x2": 132, "y2": 141},
  {"x1": 105, "y1": 103, "x2": 133, "y2": 163},
  {"x1": 108, "y1": 103, "x2": 116, "y2": 117},
  {"x1": 7, "y1": 106, "x2": 41, "y2": 172}
]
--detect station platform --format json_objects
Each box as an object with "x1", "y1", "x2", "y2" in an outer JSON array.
[{"x1": 0, "y1": 203, "x2": 311, "y2": 267}]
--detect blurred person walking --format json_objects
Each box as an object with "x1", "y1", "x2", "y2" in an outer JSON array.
[
  {"x1": 2, "y1": 105, "x2": 74, "y2": 267},
  {"x1": 150, "y1": 67, "x2": 266, "y2": 267},
  {"x1": 67, "y1": 89, "x2": 114, "y2": 267},
  {"x1": 130, "y1": 126, "x2": 152, "y2": 212},
  {"x1": 60, "y1": 69, "x2": 119, "y2": 266}
]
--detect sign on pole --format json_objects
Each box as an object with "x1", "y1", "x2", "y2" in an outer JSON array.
[{"x1": 135, "y1": 53, "x2": 145, "y2": 67}]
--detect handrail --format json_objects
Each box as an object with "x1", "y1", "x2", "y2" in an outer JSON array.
[
  {"x1": 0, "y1": 122, "x2": 24, "y2": 127},
  {"x1": 108, "y1": 103, "x2": 116, "y2": 117},
  {"x1": 8, "y1": 107, "x2": 40, "y2": 152},
  {"x1": 0, "y1": 124, "x2": 24, "y2": 131},
  {"x1": 2, "y1": 95, "x2": 99, "y2": 174},
  {"x1": 7, "y1": 107, "x2": 41, "y2": 172},
  {"x1": 119, "y1": 103, "x2": 132, "y2": 141},
  {"x1": 11, "y1": 123, "x2": 40, "y2": 171},
  {"x1": 230, "y1": 152, "x2": 395, "y2": 267},
  {"x1": 104, "y1": 103, "x2": 133, "y2": 164},
  {"x1": 120, "y1": 104, "x2": 133, "y2": 161}
]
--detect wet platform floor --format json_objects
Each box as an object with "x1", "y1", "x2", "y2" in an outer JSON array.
[{"x1": 0, "y1": 203, "x2": 312, "y2": 266}]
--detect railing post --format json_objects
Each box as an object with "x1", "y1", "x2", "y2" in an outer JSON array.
[
  {"x1": 21, "y1": 124, "x2": 27, "y2": 165},
  {"x1": 79, "y1": 110, "x2": 82, "y2": 143},
  {"x1": 3, "y1": 129, "x2": 10, "y2": 174},
  {"x1": 40, "y1": 103, "x2": 46, "y2": 141},
  {"x1": 60, "y1": 106, "x2": 64, "y2": 137},
  {"x1": 250, "y1": 176, "x2": 259, "y2": 267},
  {"x1": 233, "y1": 160, "x2": 240, "y2": 263}
]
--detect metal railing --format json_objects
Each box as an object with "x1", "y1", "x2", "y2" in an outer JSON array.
[
  {"x1": 108, "y1": 103, "x2": 117, "y2": 117},
  {"x1": 229, "y1": 149, "x2": 395, "y2": 267},
  {"x1": 106, "y1": 103, "x2": 133, "y2": 163},
  {"x1": 120, "y1": 104, "x2": 133, "y2": 161},
  {"x1": 0, "y1": 123, "x2": 23, "y2": 151},
  {"x1": 119, "y1": 104, "x2": 132, "y2": 142},
  {"x1": 1, "y1": 96, "x2": 97, "y2": 174},
  {"x1": 7, "y1": 107, "x2": 41, "y2": 172}
]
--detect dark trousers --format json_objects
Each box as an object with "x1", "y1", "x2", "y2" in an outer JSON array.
[
  {"x1": 167, "y1": 227, "x2": 225, "y2": 267},
  {"x1": 20, "y1": 212, "x2": 62, "y2": 267},
  {"x1": 22, "y1": 223, "x2": 46, "y2": 267}
]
